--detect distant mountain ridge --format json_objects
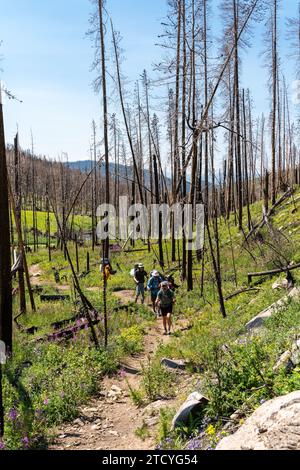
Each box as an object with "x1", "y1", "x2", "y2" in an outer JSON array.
[
  {"x1": 66, "y1": 160, "x2": 177, "y2": 189},
  {"x1": 66, "y1": 161, "x2": 194, "y2": 192}
]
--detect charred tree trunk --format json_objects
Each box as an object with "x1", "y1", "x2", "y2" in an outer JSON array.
[
  {"x1": 14, "y1": 133, "x2": 26, "y2": 314},
  {"x1": 98, "y1": 0, "x2": 110, "y2": 258},
  {"x1": 0, "y1": 89, "x2": 12, "y2": 355},
  {"x1": 153, "y1": 154, "x2": 164, "y2": 269}
]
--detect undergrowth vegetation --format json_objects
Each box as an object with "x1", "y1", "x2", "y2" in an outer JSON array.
[{"x1": 3, "y1": 189, "x2": 300, "y2": 450}]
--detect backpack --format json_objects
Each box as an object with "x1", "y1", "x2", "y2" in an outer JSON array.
[{"x1": 130, "y1": 268, "x2": 136, "y2": 277}]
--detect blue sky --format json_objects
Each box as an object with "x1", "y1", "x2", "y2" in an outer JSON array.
[{"x1": 0, "y1": 0, "x2": 298, "y2": 162}]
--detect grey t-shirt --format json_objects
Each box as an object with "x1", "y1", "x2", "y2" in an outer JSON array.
[{"x1": 157, "y1": 288, "x2": 174, "y2": 307}]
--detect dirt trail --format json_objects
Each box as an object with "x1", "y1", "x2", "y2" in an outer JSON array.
[
  {"x1": 50, "y1": 290, "x2": 190, "y2": 451},
  {"x1": 29, "y1": 264, "x2": 70, "y2": 291},
  {"x1": 29, "y1": 263, "x2": 43, "y2": 286}
]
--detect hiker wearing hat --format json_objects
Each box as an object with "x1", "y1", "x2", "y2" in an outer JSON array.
[
  {"x1": 156, "y1": 281, "x2": 176, "y2": 335},
  {"x1": 147, "y1": 270, "x2": 163, "y2": 314},
  {"x1": 134, "y1": 264, "x2": 148, "y2": 304}
]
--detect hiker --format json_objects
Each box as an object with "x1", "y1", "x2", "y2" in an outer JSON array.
[
  {"x1": 134, "y1": 264, "x2": 148, "y2": 304},
  {"x1": 100, "y1": 258, "x2": 117, "y2": 281},
  {"x1": 156, "y1": 281, "x2": 176, "y2": 335},
  {"x1": 165, "y1": 274, "x2": 179, "y2": 291},
  {"x1": 147, "y1": 270, "x2": 163, "y2": 314}
]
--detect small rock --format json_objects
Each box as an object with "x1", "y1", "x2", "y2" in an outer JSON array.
[
  {"x1": 107, "y1": 430, "x2": 119, "y2": 437},
  {"x1": 172, "y1": 392, "x2": 209, "y2": 429},
  {"x1": 290, "y1": 338, "x2": 300, "y2": 366},
  {"x1": 102, "y1": 424, "x2": 113, "y2": 429},
  {"x1": 230, "y1": 410, "x2": 244, "y2": 422},
  {"x1": 145, "y1": 417, "x2": 159, "y2": 426},
  {"x1": 58, "y1": 434, "x2": 67, "y2": 439},
  {"x1": 273, "y1": 337, "x2": 300, "y2": 372},
  {"x1": 111, "y1": 385, "x2": 122, "y2": 393},
  {"x1": 272, "y1": 279, "x2": 289, "y2": 290},
  {"x1": 91, "y1": 424, "x2": 101, "y2": 431},
  {"x1": 273, "y1": 350, "x2": 292, "y2": 372},
  {"x1": 142, "y1": 400, "x2": 169, "y2": 417},
  {"x1": 74, "y1": 418, "x2": 85, "y2": 427},
  {"x1": 83, "y1": 407, "x2": 98, "y2": 413}
]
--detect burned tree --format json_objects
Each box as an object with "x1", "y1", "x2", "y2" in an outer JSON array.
[{"x1": 0, "y1": 86, "x2": 12, "y2": 355}]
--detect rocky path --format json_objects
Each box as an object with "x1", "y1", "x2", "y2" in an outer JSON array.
[{"x1": 50, "y1": 291, "x2": 191, "y2": 451}]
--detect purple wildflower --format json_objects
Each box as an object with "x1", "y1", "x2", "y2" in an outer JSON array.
[
  {"x1": 21, "y1": 436, "x2": 30, "y2": 449},
  {"x1": 43, "y1": 399, "x2": 49, "y2": 405},
  {"x1": 0, "y1": 441, "x2": 5, "y2": 450},
  {"x1": 119, "y1": 369, "x2": 127, "y2": 378},
  {"x1": 187, "y1": 439, "x2": 202, "y2": 450},
  {"x1": 260, "y1": 399, "x2": 266, "y2": 405},
  {"x1": 8, "y1": 408, "x2": 18, "y2": 421}
]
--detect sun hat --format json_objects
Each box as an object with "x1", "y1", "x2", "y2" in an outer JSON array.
[
  {"x1": 138, "y1": 263, "x2": 144, "y2": 268},
  {"x1": 153, "y1": 270, "x2": 159, "y2": 277},
  {"x1": 161, "y1": 281, "x2": 169, "y2": 287}
]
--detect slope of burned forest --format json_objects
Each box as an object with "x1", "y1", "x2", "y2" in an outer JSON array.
[
  {"x1": 1, "y1": 0, "x2": 300, "y2": 453},
  {"x1": 0, "y1": 185, "x2": 300, "y2": 450}
]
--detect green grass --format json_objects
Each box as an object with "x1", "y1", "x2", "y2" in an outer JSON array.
[{"x1": 4, "y1": 187, "x2": 300, "y2": 450}]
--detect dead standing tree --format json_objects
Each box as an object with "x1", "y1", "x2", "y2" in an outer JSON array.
[
  {"x1": 14, "y1": 133, "x2": 26, "y2": 314},
  {"x1": 0, "y1": 85, "x2": 12, "y2": 438},
  {"x1": 110, "y1": 21, "x2": 144, "y2": 206},
  {"x1": 97, "y1": 0, "x2": 110, "y2": 258},
  {"x1": 0, "y1": 87, "x2": 12, "y2": 355}
]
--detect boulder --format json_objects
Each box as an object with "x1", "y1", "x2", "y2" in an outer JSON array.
[
  {"x1": 216, "y1": 391, "x2": 300, "y2": 450},
  {"x1": 272, "y1": 279, "x2": 289, "y2": 290},
  {"x1": 273, "y1": 337, "x2": 300, "y2": 372},
  {"x1": 142, "y1": 400, "x2": 169, "y2": 418},
  {"x1": 273, "y1": 350, "x2": 293, "y2": 372},
  {"x1": 171, "y1": 392, "x2": 209, "y2": 430},
  {"x1": 290, "y1": 338, "x2": 300, "y2": 367},
  {"x1": 144, "y1": 416, "x2": 159, "y2": 427},
  {"x1": 245, "y1": 288, "x2": 300, "y2": 332}
]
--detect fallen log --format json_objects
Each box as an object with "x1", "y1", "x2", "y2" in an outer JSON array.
[
  {"x1": 51, "y1": 314, "x2": 83, "y2": 330},
  {"x1": 14, "y1": 313, "x2": 39, "y2": 335},
  {"x1": 245, "y1": 188, "x2": 293, "y2": 242},
  {"x1": 225, "y1": 288, "x2": 260, "y2": 301},
  {"x1": 40, "y1": 294, "x2": 70, "y2": 302},
  {"x1": 35, "y1": 317, "x2": 101, "y2": 343},
  {"x1": 247, "y1": 262, "x2": 300, "y2": 286},
  {"x1": 123, "y1": 248, "x2": 149, "y2": 253}
]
